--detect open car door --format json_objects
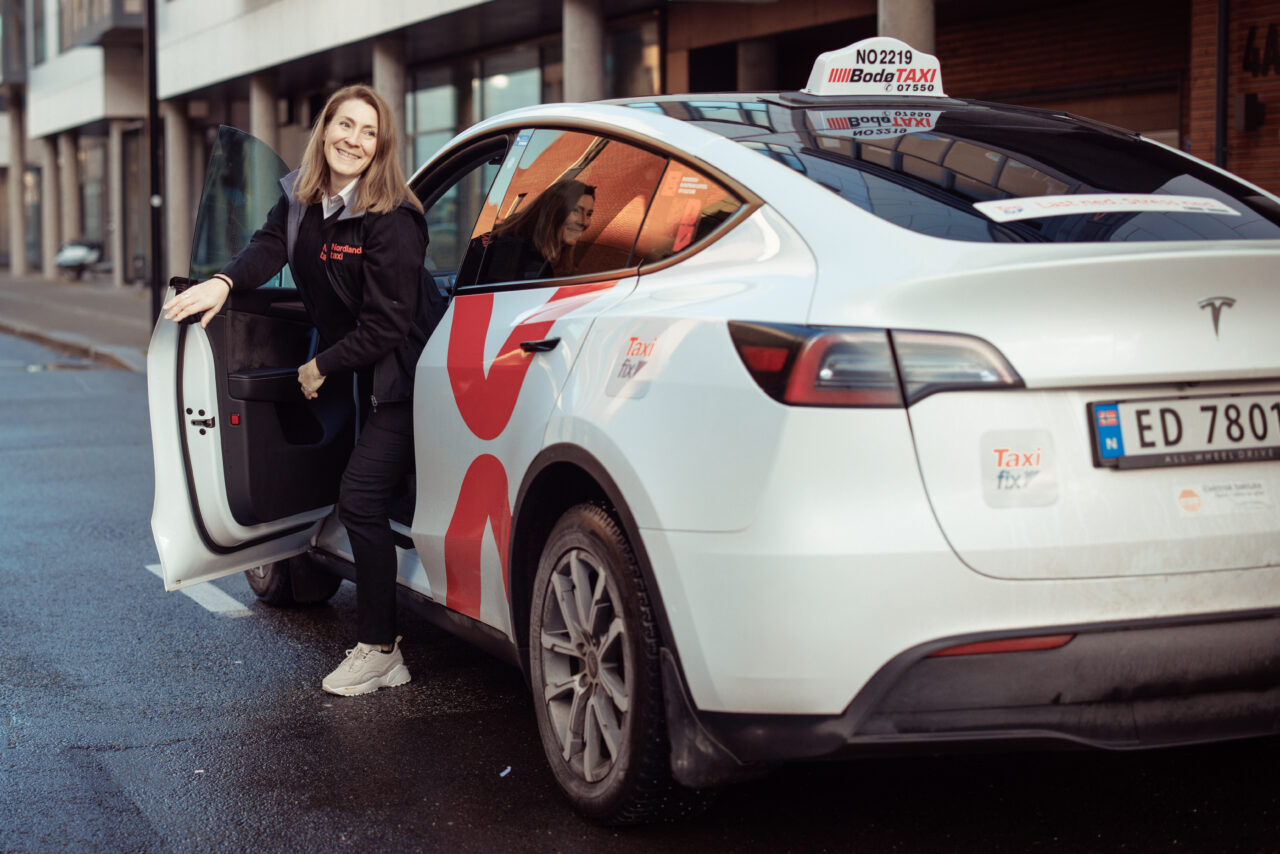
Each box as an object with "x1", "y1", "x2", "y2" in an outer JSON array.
[{"x1": 148, "y1": 126, "x2": 356, "y2": 591}]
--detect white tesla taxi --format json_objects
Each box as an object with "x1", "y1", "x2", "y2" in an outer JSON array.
[{"x1": 149, "y1": 38, "x2": 1280, "y2": 823}]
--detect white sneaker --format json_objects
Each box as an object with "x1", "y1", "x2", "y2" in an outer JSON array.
[{"x1": 321, "y1": 636, "x2": 411, "y2": 696}]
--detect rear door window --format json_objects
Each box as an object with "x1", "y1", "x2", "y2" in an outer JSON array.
[
  {"x1": 634, "y1": 162, "x2": 743, "y2": 265},
  {"x1": 459, "y1": 128, "x2": 668, "y2": 286}
]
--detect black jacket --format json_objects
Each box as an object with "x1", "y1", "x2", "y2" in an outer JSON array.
[
  {"x1": 221, "y1": 170, "x2": 446, "y2": 405},
  {"x1": 458, "y1": 232, "x2": 552, "y2": 285}
]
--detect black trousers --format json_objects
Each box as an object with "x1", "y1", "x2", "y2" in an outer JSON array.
[{"x1": 337, "y1": 400, "x2": 414, "y2": 646}]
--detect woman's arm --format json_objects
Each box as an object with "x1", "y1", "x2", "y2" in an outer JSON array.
[{"x1": 313, "y1": 208, "x2": 427, "y2": 377}]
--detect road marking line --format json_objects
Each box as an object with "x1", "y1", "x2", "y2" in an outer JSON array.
[{"x1": 145, "y1": 564, "x2": 253, "y2": 618}]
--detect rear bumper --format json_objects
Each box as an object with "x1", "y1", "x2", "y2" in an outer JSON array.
[{"x1": 664, "y1": 611, "x2": 1280, "y2": 786}]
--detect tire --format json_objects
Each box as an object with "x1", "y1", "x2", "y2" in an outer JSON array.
[
  {"x1": 245, "y1": 554, "x2": 341, "y2": 606},
  {"x1": 529, "y1": 503, "x2": 703, "y2": 824}
]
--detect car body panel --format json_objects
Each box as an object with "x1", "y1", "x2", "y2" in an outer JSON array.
[
  {"x1": 148, "y1": 314, "x2": 321, "y2": 591},
  {"x1": 151, "y1": 47, "x2": 1280, "y2": 772},
  {"x1": 411, "y1": 276, "x2": 638, "y2": 637},
  {"x1": 909, "y1": 383, "x2": 1280, "y2": 580},
  {"x1": 149, "y1": 127, "x2": 347, "y2": 591},
  {"x1": 551, "y1": 204, "x2": 818, "y2": 533}
]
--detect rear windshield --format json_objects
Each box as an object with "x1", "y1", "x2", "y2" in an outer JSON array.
[{"x1": 634, "y1": 100, "x2": 1280, "y2": 243}]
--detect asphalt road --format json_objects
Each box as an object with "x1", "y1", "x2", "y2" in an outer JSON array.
[{"x1": 2, "y1": 331, "x2": 1278, "y2": 853}]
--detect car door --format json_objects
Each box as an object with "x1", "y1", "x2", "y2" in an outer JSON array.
[
  {"x1": 410, "y1": 127, "x2": 668, "y2": 636},
  {"x1": 148, "y1": 126, "x2": 356, "y2": 591}
]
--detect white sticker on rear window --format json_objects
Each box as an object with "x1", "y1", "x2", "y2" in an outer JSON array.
[
  {"x1": 974, "y1": 194, "x2": 1240, "y2": 223},
  {"x1": 1175, "y1": 481, "x2": 1273, "y2": 516},
  {"x1": 981, "y1": 430, "x2": 1058, "y2": 508}
]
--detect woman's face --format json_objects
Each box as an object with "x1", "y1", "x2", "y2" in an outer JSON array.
[
  {"x1": 559, "y1": 193, "x2": 595, "y2": 246},
  {"x1": 323, "y1": 98, "x2": 379, "y2": 191}
]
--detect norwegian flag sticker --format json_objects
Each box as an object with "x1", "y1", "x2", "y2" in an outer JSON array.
[{"x1": 1093, "y1": 403, "x2": 1125, "y2": 460}]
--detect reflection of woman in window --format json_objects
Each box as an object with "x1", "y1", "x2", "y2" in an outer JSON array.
[{"x1": 462, "y1": 179, "x2": 595, "y2": 283}]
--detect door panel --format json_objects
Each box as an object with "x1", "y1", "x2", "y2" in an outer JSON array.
[
  {"x1": 150, "y1": 126, "x2": 355, "y2": 591},
  {"x1": 410, "y1": 127, "x2": 670, "y2": 632}
]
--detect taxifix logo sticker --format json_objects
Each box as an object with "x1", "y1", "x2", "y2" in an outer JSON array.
[
  {"x1": 981, "y1": 430, "x2": 1058, "y2": 508},
  {"x1": 605, "y1": 320, "x2": 692, "y2": 400}
]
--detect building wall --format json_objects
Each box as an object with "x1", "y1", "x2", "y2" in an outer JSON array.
[
  {"x1": 26, "y1": 46, "x2": 107, "y2": 138},
  {"x1": 938, "y1": 0, "x2": 1190, "y2": 146},
  {"x1": 1189, "y1": 0, "x2": 1280, "y2": 190},
  {"x1": 664, "y1": 0, "x2": 874, "y2": 91},
  {"x1": 156, "y1": 0, "x2": 487, "y2": 99}
]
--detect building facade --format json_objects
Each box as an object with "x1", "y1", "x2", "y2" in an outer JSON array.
[{"x1": 2, "y1": 0, "x2": 1279, "y2": 283}]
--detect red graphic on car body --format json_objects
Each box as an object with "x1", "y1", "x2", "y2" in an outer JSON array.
[{"x1": 441, "y1": 280, "x2": 615, "y2": 617}]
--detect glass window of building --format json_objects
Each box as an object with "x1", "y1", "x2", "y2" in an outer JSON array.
[
  {"x1": 480, "y1": 46, "x2": 541, "y2": 121},
  {"x1": 32, "y1": 0, "x2": 45, "y2": 64},
  {"x1": 77, "y1": 136, "x2": 107, "y2": 249},
  {"x1": 404, "y1": 17, "x2": 660, "y2": 173},
  {"x1": 607, "y1": 16, "x2": 660, "y2": 98},
  {"x1": 406, "y1": 67, "x2": 457, "y2": 171}
]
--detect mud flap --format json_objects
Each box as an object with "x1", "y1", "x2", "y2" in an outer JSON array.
[{"x1": 661, "y1": 648, "x2": 764, "y2": 788}]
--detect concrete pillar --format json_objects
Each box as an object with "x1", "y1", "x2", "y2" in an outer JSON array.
[
  {"x1": 249, "y1": 71, "x2": 278, "y2": 152},
  {"x1": 57, "y1": 131, "x2": 80, "y2": 245},
  {"x1": 107, "y1": 120, "x2": 125, "y2": 287},
  {"x1": 372, "y1": 35, "x2": 407, "y2": 168},
  {"x1": 878, "y1": 0, "x2": 935, "y2": 54},
  {"x1": 563, "y1": 0, "x2": 606, "y2": 102},
  {"x1": 7, "y1": 90, "x2": 27, "y2": 276},
  {"x1": 737, "y1": 38, "x2": 777, "y2": 91},
  {"x1": 162, "y1": 98, "x2": 191, "y2": 280},
  {"x1": 40, "y1": 137, "x2": 59, "y2": 279}
]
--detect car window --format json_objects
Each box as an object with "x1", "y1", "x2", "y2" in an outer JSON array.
[
  {"x1": 191, "y1": 125, "x2": 294, "y2": 289},
  {"x1": 419, "y1": 141, "x2": 509, "y2": 294},
  {"x1": 459, "y1": 128, "x2": 667, "y2": 286},
  {"x1": 633, "y1": 161, "x2": 743, "y2": 265},
  {"x1": 634, "y1": 99, "x2": 1280, "y2": 243}
]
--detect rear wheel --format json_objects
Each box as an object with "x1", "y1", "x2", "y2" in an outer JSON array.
[
  {"x1": 529, "y1": 503, "x2": 702, "y2": 824},
  {"x1": 245, "y1": 554, "x2": 341, "y2": 606}
]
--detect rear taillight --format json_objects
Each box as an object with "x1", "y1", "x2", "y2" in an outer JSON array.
[
  {"x1": 891, "y1": 330, "x2": 1022, "y2": 405},
  {"x1": 728, "y1": 322, "x2": 1022, "y2": 407}
]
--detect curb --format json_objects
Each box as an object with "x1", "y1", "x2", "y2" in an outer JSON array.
[{"x1": 0, "y1": 318, "x2": 147, "y2": 373}]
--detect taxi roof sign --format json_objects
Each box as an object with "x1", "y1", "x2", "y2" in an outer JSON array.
[{"x1": 803, "y1": 37, "x2": 946, "y2": 98}]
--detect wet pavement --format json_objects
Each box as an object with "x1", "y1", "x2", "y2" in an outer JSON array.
[{"x1": 2, "y1": 331, "x2": 1278, "y2": 853}]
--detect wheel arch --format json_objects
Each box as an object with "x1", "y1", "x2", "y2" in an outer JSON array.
[{"x1": 509, "y1": 443, "x2": 679, "y2": 683}]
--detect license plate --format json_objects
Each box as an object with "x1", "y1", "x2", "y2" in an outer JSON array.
[{"x1": 1089, "y1": 392, "x2": 1280, "y2": 469}]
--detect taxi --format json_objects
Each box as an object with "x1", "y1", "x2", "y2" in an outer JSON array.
[{"x1": 148, "y1": 38, "x2": 1280, "y2": 823}]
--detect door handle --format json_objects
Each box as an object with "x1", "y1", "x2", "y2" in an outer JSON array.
[{"x1": 520, "y1": 337, "x2": 561, "y2": 353}]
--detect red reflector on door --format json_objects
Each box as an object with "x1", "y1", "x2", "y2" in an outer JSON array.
[
  {"x1": 928, "y1": 634, "x2": 1075, "y2": 657},
  {"x1": 230, "y1": 413, "x2": 240, "y2": 426}
]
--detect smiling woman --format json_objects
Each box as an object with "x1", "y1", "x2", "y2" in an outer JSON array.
[{"x1": 159, "y1": 84, "x2": 447, "y2": 698}]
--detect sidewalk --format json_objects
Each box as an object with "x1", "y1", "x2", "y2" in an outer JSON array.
[{"x1": 0, "y1": 270, "x2": 154, "y2": 372}]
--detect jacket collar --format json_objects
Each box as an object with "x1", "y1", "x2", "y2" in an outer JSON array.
[{"x1": 279, "y1": 169, "x2": 364, "y2": 221}]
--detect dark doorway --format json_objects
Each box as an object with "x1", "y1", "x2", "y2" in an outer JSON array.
[
  {"x1": 688, "y1": 41, "x2": 737, "y2": 93},
  {"x1": 775, "y1": 17, "x2": 876, "y2": 90}
]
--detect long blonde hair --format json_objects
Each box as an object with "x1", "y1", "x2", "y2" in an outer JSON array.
[
  {"x1": 494, "y1": 179, "x2": 595, "y2": 272},
  {"x1": 293, "y1": 84, "x2": 422, "y2": 215}
]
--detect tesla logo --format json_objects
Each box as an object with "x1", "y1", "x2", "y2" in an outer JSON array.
[{"x1": 1197, "y1": 296, "x2": 1236, "y2": 338}]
